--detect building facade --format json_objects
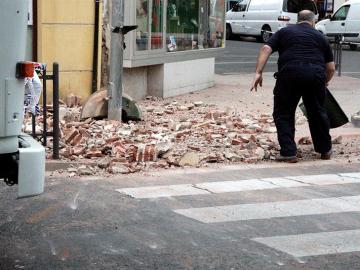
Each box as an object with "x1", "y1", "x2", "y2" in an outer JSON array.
[
  {"x1": 27, "y1": 0, "x2": 225, "y2": 101},
  {"x1": 27, "y1": 0, "x2": 102, "y2": 101}
]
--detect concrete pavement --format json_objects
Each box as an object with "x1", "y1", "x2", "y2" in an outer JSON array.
[
  {"x1": 168, "y1": 72, "x2": 360, "y2": 141},
  {"x1": 45, "y1": 72, "x2": 360, "y2": 172},
  {"x1": 2, "y1": 162, "x2": 360, "y2": 269}
]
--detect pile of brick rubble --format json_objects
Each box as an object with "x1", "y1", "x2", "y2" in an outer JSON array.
[{"x1": 23, "y1": 95, "x2": 281, "y2": 176}]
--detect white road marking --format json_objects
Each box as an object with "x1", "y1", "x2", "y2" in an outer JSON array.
[
  {"x1": 339, "y1": 172, "x2": 360, "y2": 179},
  {"x1": 116, "y1": 184, "x2": 210, "y2": 199},
  {"x1": 215, "y1": 61, "x2": 277, "y2": 65},
  {"x1": 195, "y1": 179, "x2": 276, "y2": 193},
  {"x1": 116, "y1": 173, "x2": 360, "y2": 199},
  {"x1": 287, "y1": 174, "x2": 360, "y2": 185},
  {"x1": 253, "y1": 229, "x2": 360, "y2": 258},
  {"x1": 174, "y1": 195, "x2": 360, "y2": 223}
]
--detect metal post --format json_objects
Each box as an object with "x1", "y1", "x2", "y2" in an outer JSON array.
[
  {"x1": 42, "y1": 67, "x2": 47, "y2": 146},
  {"x1": 32, "y1": 115, "x2": 36, "y2": 138},
  {"x1": 338, "y1": 36, "x2": 343, "y2": 77},
  {"x1": 107, "y1": 0, "x2": 124, "y2": 121},
  {"x1": 52, "y1": 63, "x2": 60, "y2": 159}
]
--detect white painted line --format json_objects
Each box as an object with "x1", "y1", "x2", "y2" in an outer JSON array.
[
  {"x1": 286, "y1": 174, "x2": 360, "y2": 186},
  {"x1": 215, "y1": 61, "x2": 277, "y2": 65},
  {"x1": 340, "y1": 173, "x2": 360, "y2": 179},
  {"x1": 174, "y1": 195, "x2": 360, "y2": 223},
  {"x1": 253, "y1": 229, "x2": 360, "y2": 258},
  {"x1": 261, "y1": 177, "x2": 311, "y2": 188},
  {"x1": 116, "y1": 184, "x2": 210, "y2": 199},
  {"x1": 195, "y1": 179, "x2": 276, "y2": 193},
  {"x1": 116, "y1": 173, "x2": 360, "y2": 199}
]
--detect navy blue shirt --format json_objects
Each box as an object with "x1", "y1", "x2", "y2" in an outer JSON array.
[{"x1": 266, "y1": 23, "x2": 334, "y2": 71}]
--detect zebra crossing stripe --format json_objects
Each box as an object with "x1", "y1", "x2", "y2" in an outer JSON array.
[
  {"x1": 253, "y1": 229, "x2": 360, "y2": 258},
  {"x1": 173, "y1": 195, "x2": 360, "y2": 223},
  {"x1": 116, "y1": 184, "x2": 211, "y2": 199},
  {"x1": 116, "y1": 173, "x2": 360, "y2": 199},
  {"x1": 339, "y1": 172, "x2": 360, "y2": 179}
]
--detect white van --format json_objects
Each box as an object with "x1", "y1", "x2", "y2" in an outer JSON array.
[
  {"x1": 316, "y1": 0, "x2": 360, "y2": 50},
  {"x1": 226, "y1": 0, "x2": 318, "y2": 42}
]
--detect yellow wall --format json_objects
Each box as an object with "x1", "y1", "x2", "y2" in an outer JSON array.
[{"x1": 37, "y1": 0, "x2": 102, "y2": 102}]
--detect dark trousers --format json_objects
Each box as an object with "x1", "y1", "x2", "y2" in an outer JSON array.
[{"x1": 273, "y1": 64, "x2": 332, "y2": 157}]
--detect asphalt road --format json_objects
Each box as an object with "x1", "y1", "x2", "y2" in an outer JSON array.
[
  {"x1": 216, "y1": 37, "x2": 360, "y2": 79},
  {"x1": 2, "y1": 163, "x2": 360, "y2": 269}
]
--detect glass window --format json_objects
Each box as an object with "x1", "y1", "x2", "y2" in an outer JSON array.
[
  {"x1": 151, "y1": 0, "x2": 164, "y2": 49},
  {"x1": 136, "y1": 0, "x2": 149, "y2": 51},
  {"x1": 283, "y1": 0, "x2": 318, "y2": 14},
  {"x1": 166, "y1": 0, "x2": 225, "y2": 52},
  {"x1": 227, "y1": 0, "x2": 238, "y2": 11},
  {"x1": 232, "y1": 0, "x2": 249, "y2": 12},
  {"x1": 331, "y1": 5, "x2": 350, "y2": 21}
]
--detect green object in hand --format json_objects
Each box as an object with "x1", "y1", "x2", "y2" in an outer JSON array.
[{"x1": 299, "y1": 88, "x2": 349, "y2": 129}]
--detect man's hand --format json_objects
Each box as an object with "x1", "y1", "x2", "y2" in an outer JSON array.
[
  {"x1": 251, "y1": 73, "x2": 263, "y2": 91},
  {"x1": 251, "y1": 45, "x2": 272, "y2": 92}
]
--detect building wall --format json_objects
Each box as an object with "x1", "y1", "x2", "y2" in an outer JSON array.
[
  {"x1": 123, "y1": 67, "x2": 148, "y2": 100},
  {"x1": 163, "y1": 58, "x2": 215, "y2": 98},
  {"x1": 37, "y1": 0, "x2": 102, "y2": 102}
]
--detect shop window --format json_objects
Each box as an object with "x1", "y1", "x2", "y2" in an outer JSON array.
[
  {"x1": 136, "y1": 0, "x2": 149, "y2": 51},
  {"x1": 166, "y1": 0, "x2": 225, "y2": 52},
  {"x1": 151, "y1": 0, "x2": 164, "y2": 49}
]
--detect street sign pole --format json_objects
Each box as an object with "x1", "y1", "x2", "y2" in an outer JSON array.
[{"x1": 108, "y1": 0, "x2": 124, "y2": 121}]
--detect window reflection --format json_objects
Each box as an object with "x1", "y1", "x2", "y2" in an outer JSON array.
[
  {"x1": 151, "y1": 0, "x2": 163, "y2": 49},
  {"x1": 136, "y1": 0, "x2": 149, "y2": 51},
  {"x1": 167, "y1": 0, "x2": 225, "y2": 52},
  {"x1": 136, "y1": 0, "x2": 225, "y2": 53}
]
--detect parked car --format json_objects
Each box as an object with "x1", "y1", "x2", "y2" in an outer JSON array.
[
  {"x1": 226, "y1": 0, "x2": 318, "y2": 42},
  {"x1": 316, "y1": 0, "x2": 360, "y2": 51}
]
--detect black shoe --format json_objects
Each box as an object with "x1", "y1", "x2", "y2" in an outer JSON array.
[
  {"x1": 275, "y1": 155, "x2": 298, "y2": 163},
  {"x1": 320, "y1": 150, "x2": 332, "y2": 160}
]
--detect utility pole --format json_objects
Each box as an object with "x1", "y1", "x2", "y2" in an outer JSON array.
[{"x1": 108, "y1": 0, "x2": 124, "y2": 121}]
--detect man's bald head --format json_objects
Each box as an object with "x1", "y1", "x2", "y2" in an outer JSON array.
[{"x1": 298, "y1": 10, "x2": 316, "y2": 26}]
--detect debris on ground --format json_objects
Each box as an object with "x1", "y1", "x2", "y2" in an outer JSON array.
[
  {"x1": 298, "y1": 137, "x2": 312, "y2": 145},
  {"x1": 23, "y1": 93, "x2": 360, "y2": 177},
  {"x1": 23, "y1": 95, "x2": 282, "y2": 177}
]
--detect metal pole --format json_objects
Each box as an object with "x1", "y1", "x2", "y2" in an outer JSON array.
[
  {"x1": 52, "y1": 63, "x2": 60, "y2": 159},
  {"x1": 42, "y1": 67, "x2": 47, "y2": 146},
  {"x1": 338, "y1": 36, "x2": 343, "y2": 77},
  {"x1": 107, "y1": 0, "x2": 124, "y2": 121}
]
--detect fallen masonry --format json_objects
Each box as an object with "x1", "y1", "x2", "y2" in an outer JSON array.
[{"x1": 22, "y1": 97, "x2": 355, "y2": 177}]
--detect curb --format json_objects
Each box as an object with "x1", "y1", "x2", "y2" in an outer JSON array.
[{"x1": 46, "y1": 160, "x2": 98, "y2": 172}]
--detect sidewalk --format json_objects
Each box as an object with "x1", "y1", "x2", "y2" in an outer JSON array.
[
  {"x1": 169, "y1": 73, "x2": 360, "y2": 139},
  {"x1": 47, "y1": 73, "x2": 360, "y2": 175}
]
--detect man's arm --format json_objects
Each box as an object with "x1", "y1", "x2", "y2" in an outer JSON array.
[
  {"x1": 251, "y1": 45, "x2": 273, "y2": 91},
  {"x1": 326, "y1": 61, "x2": 335, "y2": 85}
]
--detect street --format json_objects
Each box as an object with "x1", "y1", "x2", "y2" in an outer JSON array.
[
  {"x1": 216, "y1": 38, "x2": 360, "y2": 79},
  {"x1": 1, "y1": 31, "x2": 360, "y2": 270},
  {"x1": 1, "y1": 163, "x2": 360, "y2": 269}
]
